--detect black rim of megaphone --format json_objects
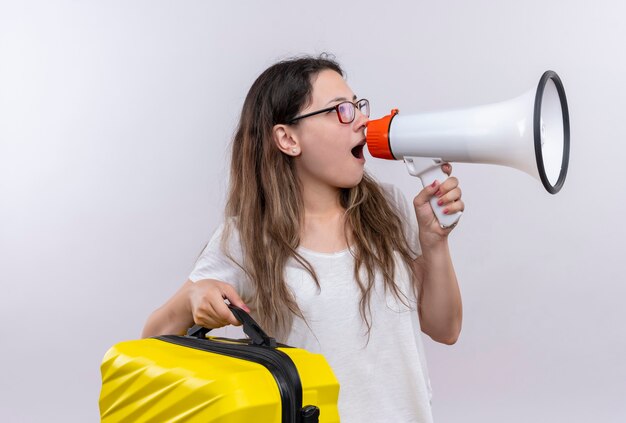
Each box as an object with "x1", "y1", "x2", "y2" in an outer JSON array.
[{"x1": 534, "y1": 70, "x2": 570, "y2": 194}]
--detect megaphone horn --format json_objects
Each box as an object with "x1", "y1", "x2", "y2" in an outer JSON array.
[{"x1": 366, "y1": 70, "x2": 570, "y2": 228}]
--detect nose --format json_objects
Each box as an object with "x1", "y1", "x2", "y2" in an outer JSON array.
[{"x1": 353, "y1": 108, "x2": 369, "y2": 130}]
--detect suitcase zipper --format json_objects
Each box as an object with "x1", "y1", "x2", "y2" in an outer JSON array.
[{"x1": 157, "y1": 335, "x2": 303, "y2": 423}]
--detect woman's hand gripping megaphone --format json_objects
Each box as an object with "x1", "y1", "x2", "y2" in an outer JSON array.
[
  {"x1": 407, "y1": 158, "x2": 464, "y2": 229},
  {"x1": 413, "y1": 163, "x2": 465, "y2": 237}
]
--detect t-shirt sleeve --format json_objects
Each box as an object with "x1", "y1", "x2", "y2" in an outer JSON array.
[
  {"x1": 382, "y1": 183, "x2": 422, "y2": 259},
  {"x1": 188, "y1": 221, "x2": 249, "y2": 296}
]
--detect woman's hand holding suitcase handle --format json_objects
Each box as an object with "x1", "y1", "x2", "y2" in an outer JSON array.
[
  {"x1": 188, "y1": 279, "x2": 276, "y2": 347},
  {"x1": 188, "y1": 278, "x2": 249, "y2": 326},
  {"x1": 187, "y1": 305, "x2": 277, "y2": 348}
]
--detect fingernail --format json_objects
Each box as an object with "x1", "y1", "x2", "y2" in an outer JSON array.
[
  {"x1": 443, "y1": 208, "x2": 449, "y2": 215},
  {"x1": 431, "y1": 180, "x2": 438, "y2": 188},
  {"x1": 435, "y1": 190, "x2": 442, "y2": 197},
  {"x1": 437, "y1": 199, "x2": 443, "y2": 206}
]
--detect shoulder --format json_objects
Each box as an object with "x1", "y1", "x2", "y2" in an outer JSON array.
[
  {"x1": 376, "y1": 182, "x2": 421, "y2": 257},
  {"x1": 191, "y1": 217, "x2": 244, "y2": 270},
  {"x1": 202, "y1": 217, "x2": 238, "y2": 248},
  {"x1": 377, "y1": 182, "x2": 412, "y2": 213},
  {"x1": 189, "y1": 217, "x2": 249, "y2": 291}
]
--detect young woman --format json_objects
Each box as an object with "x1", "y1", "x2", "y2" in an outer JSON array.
[{"x1": 142, "y1": 55, "x2": 464, "y2": 422}]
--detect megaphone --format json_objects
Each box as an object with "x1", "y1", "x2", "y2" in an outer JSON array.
[{"x1": 366, "y1": 70, "x2": 570, "y2": 228}]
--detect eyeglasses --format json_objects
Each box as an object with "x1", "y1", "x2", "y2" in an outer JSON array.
[{"x1": 289, "y1": 98, "x2": 370, "y2": 124}]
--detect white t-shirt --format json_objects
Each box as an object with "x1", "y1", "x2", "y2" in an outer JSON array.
[{"x1": 189, "y1": 184, "x2": 434, "y2": 423}]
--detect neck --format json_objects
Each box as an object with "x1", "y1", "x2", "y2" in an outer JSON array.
[
  {"x1": 300, "y1": 179, "x2": 344, "y2": 218},
  {"x1": 297, "y1": 177, "x2": 352, "y2": 252}
]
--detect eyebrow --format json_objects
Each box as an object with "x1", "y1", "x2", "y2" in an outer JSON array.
[{"x1": 325, "y1": 94, "x2": 357, "y2": 106}]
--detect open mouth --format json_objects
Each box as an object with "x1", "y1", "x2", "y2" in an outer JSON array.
[{"x1": 351, "y1": 142, "x2": 366, "y2": 159}]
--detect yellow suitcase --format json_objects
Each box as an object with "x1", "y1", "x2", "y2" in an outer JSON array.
[{"x1": 99, "y1": 306, "x2": 340, "y2": 422}]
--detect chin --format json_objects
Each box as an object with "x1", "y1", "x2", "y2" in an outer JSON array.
[{"x1": 337, "y1": 172, "x2": 365, "y2": 189}]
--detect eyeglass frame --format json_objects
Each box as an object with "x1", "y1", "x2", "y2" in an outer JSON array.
[{"x1": 288, "y1": 98, "x2": 370, "y2": 124}]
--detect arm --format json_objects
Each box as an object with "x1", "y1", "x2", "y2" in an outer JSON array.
[
  {"x1": 411, "y1": 164, "x2": 464, "y2": 345},
  {"x1": 412, "y1": 240, "x2": 462, "y2": 345},
  {"x1": 141, "y1": 280, "x2": 195, "y2": 338},
  {"x1": 141, "y1": 279, "x2": 249, "y2": 338}
]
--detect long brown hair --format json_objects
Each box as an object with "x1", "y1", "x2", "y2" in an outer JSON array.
[{"x1": 223, "y1": 54, "x2": 419, "y2": 339}]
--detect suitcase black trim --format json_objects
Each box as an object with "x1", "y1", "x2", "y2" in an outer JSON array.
[{"x1": 157, "y1": 335, "x2": 304, "y2": 423}]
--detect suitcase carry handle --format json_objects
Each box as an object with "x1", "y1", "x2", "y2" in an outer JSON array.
[
  {"x1": 229, "y1": 305, "x2": 277, "y2": 348},
  {"x1": 186, "y1": 305, "x2": 277, "y2": 348}
]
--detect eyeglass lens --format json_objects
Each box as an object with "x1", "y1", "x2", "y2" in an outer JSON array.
[{"x1": 337, "y1": 100, "x2": 370, "y2": 123}]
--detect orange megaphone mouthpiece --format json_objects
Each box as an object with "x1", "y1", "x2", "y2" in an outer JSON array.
[{"x1": 365, "y1": 109, "x2": 399, "y2": 160}]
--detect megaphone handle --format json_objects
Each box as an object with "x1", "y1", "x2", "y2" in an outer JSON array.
[{"x1": 405, "y1": 157, "x2": 462, "y2": 229}]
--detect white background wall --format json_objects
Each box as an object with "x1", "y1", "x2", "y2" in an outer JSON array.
[{"x1": 1, "y1": 1, "x2": 625, "y2": 421}]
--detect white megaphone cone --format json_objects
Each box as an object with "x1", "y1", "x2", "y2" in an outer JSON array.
[{"x1": 366, "y1": 70, "x2": 570, "y2": 228}]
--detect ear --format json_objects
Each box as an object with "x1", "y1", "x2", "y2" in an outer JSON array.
[{"x1": 272, "y1": 124, "x2": 301, "y2": 156}]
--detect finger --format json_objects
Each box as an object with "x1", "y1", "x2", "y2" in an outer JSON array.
[
  {"x1": 442, "y1": 199, "x2": 465, "y2": 215},
  {"x1": 434, "y1": 176, "x2": 458, "y2": 198},
  {"x1": 441, "y1": 163, "x2": 453, "y2": 176},
  {"x1": 414, "y1": 179, "x2": 441, "y2": 209},
  {"x1": 194, "y1": 300, "x2": 219, "y2": 328},
  {"x1": 212, "y1": 297, "x2": 241, "y2": 327},
  {"x1": 435, "y1": 187, "x2": 462, "y2": 207},
  {"x1": 220, "y1": 283, "x2": 250, "y2": 313}
]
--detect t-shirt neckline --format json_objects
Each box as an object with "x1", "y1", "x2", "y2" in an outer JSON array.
[{"x1": 297, "y1": 245, "x2": 353, "y2": 258}]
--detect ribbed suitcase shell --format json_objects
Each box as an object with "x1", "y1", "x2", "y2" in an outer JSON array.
[{"x1": 100, "y1": 335, "x2": 340, "y2": 422}]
